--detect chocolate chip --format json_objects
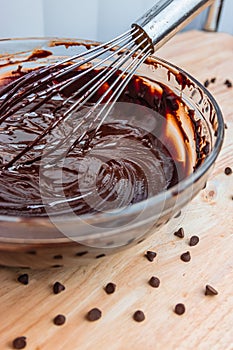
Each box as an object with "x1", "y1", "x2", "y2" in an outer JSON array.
[
  {"x1": 148, "y1": 276, "x2": 160, "y2": 288},
  {"x1": 12, "y1": 336, "x2": 27, "y2": 349},
  {"x1": 204, "y1": 79, "x2": 209, "y2": 88},
  {"x1": 174, "y1": 303, "x2": 185, "y2": 315},
  {"x1": 51, "y1": 264, "x2": 63, "y2": 268},
  {"x1": 224, "y1": 167, "x2": 232, "y2": 175},
  {"x1": 205, "y1": 284, "x2": 218, "y2": 296},
  {"x1": 75, "y1": 251, "x2": 88, "y2": 257},
  {"x1": 225, "y1": 123, "x2": 228, "y2": 129},
  {"x1": 174, "y1": 227, "x2": 184, "y2": 238},
  {"x1": 224, "y1": 79, "x2": 232, "y2": 88},
  {"x1": 53, "y1": 314, "x2": 66, "y2": 326},
  {"x1": 189, "y1": 235, "x2": 199, "y2": 246},
  {"x1": 86, "y1": 308, "x2": 102, "y2": 321},
  {"x1": 133, "y1": 310, "x2": 145, "y2": 322},
  {"x1": 17, "y1": 274, "x2": 29, "y2": 285},
  {"x1": 53, "y1": 254, "x2": 63, "y2": 259},
  {"x1": 26, "y1": 250, "x2": 36, "y2": 255},
  {"x1": 95, "y1": 254, "x2": 106, "y2": 259},
  {"x1": 202, "y1": 142, "x2": 210, "y2": 155},
  {"x1": 180, "y1": 251, "x2": 191, "y2": 262},
  {"x1": 145, "y1": 251, "x2": 157, "y2": 262},
  {"x1": 53, "y1": 281, "x2": 65, "y2": 294},
  {"x1": 104, "y1": 282, "x2": 116, "y2": 294},
  {"x1": 210, "y1": 77, "x2": 216, "y2": 83}
]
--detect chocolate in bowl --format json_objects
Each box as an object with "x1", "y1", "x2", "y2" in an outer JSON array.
[{"x1": 0, "y1": 38, "x2": 224, "y2": 268}]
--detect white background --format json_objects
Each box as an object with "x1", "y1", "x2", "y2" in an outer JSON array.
[{"x1": 0, "y1": 0, "x2": 232, "y2": 41}]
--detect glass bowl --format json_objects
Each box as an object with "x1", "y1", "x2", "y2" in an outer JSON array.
[{"x1": 0, "y1": 38, "x2": 224, "y2": 268}]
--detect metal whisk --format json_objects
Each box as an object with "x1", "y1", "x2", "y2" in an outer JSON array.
[{"x1": 0, "y1": 0, "x2": 213, "y2": 169}]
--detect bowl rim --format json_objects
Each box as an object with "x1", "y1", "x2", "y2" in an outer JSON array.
[{"x1": 0, "y1": 37, "x2": 225, "y2": 233}]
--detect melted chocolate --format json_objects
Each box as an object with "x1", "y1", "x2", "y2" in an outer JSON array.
[{"x1": 0, "y1": 64, "x2": 197, "y2": 217}]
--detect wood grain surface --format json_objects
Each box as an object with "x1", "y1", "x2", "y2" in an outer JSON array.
[{"x1": 0, "y1": 30, "x2": 233, "y2": 350}]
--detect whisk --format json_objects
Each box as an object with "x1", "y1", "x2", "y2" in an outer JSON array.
[{"x1": 0, "y1": 0, "x2": 213, "y2": 169}]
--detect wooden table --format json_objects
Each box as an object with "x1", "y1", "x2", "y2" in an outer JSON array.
[{"x1": 0, "y1": 31, "x2": 233, "y2": 350}]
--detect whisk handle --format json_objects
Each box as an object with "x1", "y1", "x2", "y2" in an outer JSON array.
[{"x1": 132, "y1": 0, "x2": 214, "y2": 52}]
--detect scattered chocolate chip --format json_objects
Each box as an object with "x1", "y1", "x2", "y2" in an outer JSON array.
[
  {"x1": 53, "y1": 254, "x2": 63, "y2": 260},
  {"x1": 133, "y1": 310, "x2": 145, "y2": 322},
  {"x1": 53, "y1": 281, "x2": 65, "y2": 294},
  {"x1": 180, "y1": 251, "x2": 191, "y2": 262},
  {"x1": 95, "y1": 254, "x2": 106, "y2": 259},
  {"x1": 205, "y1": 284, "x2": 218, "y2": 296},
  {"x1": 26, "y1": 250, "x2": 36, "y2": 255},
  {"x1": 51, "y1": 264, "x2": 63, "y2": 268},
  {"x1": 224, "y1": 79, "x2": 232, "y2": 88},
  {"x1": 189, "y1": 235, "x2": 199, "y2": 246},
  {"x1": 166, "y1": 95, "x2": 179, "y2": 111},
  {"x1": 174, "y1": 227, "x2": 184, "y2": 238},
  {"x1": 204, "y1": 79, "x2": 209, "y2": 88},
  {"x1": 145, "y1": 251, "x2": 157, "y2": 262},
  {"x1": 210, "y1": 77, "x2": 216, "y2": 83},
  {"x1": 174, "y1": 303, "x2": 185, "y2": 315},
  {"x1": 174, "y1": 210, "x2": 181, "y2": 218},
  {"x1": 75, "y1": 251, "x2": 88, "y2": 257},
  {"x1": 86, "y1": 308, "x2": 102, "y2": 321},
  {"x1": 225, "y1": 123, "x2": 228, "y2": 129},
  {"x1": 17, "y1": 274, "x2": 29, "y2": 285},
  {"x1": 148, "y1": 276, "x2": 160, "y2": 288},
  {"x1": 224, "y1": 167, "x2": 232, "y2": 175},
  {"x1": 104, "y1": 282, "x2": 116, "y2": 294},
  {"x1": 12, "y1": 336, "x2": 27, "y2": 349},
  {"x1": 53, "y1": 314, "x2": 66, "y2": 326}
]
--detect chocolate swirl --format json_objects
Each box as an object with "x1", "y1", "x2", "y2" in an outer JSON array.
[{"x1": 0, "y1": 68, "x2": 192, "y2": 217}]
